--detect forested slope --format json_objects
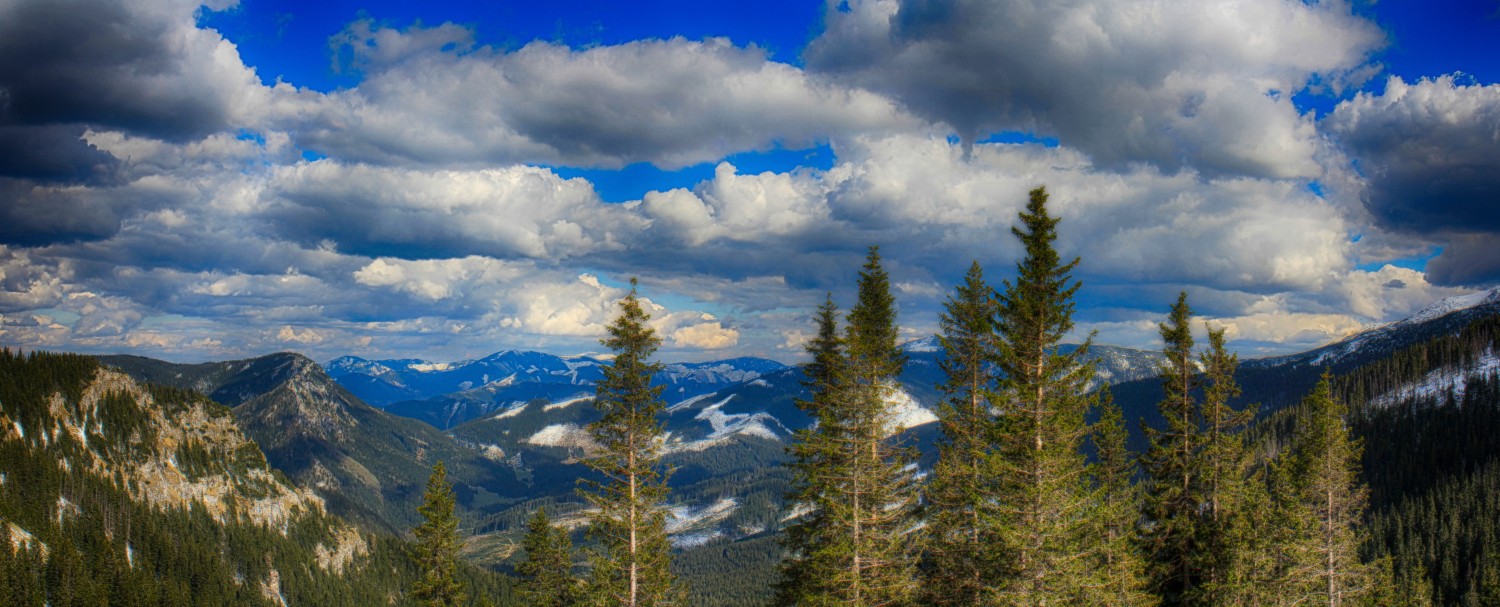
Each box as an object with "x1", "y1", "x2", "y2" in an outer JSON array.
[{"x1": 0, "y1": 351, "x2": 512, "y2": 606}]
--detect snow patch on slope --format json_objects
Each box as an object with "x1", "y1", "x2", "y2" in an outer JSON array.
[
  {"x1": 900, "y1": 335, "x2": 942, "y2": 353},
  {"x1": 492, "y1": 403, "x2": 527, "y2": 420},
  {"x1": 666, "y1": 392, "x2": 716, "y2": 413},
  {"x1": 525, "y1": 423, "x2": 598, "y2": 450},
  {"x1": 1404, "y1": 288, "x2": 1500, "y2": 326},
  {"x1": 668, "y1": 497, "x2": 738, "y2": 547},
  {"x1": 884, "y1": 386, "x2": 938, "y2": 437},
  {"x1": 544, "y1": 395, "x2": 593, "y2": 412},
  {"x1": 671, "y1": 396, "x2": 786, "y2": 452},
  {"x1": 1370, "y1": 349, "x2": 1500, "y2": 408},
  {"x1": 407, "y1": 361, "x2": 454, "y2": 373}
]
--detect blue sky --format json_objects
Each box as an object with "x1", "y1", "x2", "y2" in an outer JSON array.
[{"x1": 1, "y1": 0, "x2": 1498, "y2": 364}]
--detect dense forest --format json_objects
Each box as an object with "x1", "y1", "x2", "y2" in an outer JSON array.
[{"x1": 0, "y1": 350, "x2": 511, "y2": 607}]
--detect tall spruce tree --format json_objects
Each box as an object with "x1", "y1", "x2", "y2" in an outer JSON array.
[
  {"x1": 1217, "y1": 460, "x2": 1300, "y2": 607},
  {"x1": 776, "y1": 248, "x2": 920, "y2": 606},
  {"x1": 1282, "y1": 371, "x2": 1375, "y2": 607},
  {"x1": 413, "y1": 461, "x2": 468, "y2": 607},
  {"x1": 1087, "y1": 388, "x2": 1157, "y2": 606},
  {"x1": 580, "y1": 278, "x2": 679, "y2": 607},
  {"x1": 775, "y1": 294, "x2": 851, "y2": 606},
  {"x1": 840, "y1": 245, "x2": 920, "y2": 606},
  {"x1": 1197, "y1": 324, "x2": 1256, "y2": 605},
  {"x1": 518, "y1": 507, "x2": 578, "y2": 607},
  {"x1": 924, "y1": 260, "x2": 1002, "y2": 606},
  {"x1": 991, "y1": 185, "x2": 1099, "y2": 605},
  {"x1": 1141, "y1": 292, "x2": 1204, "y2": 606}
]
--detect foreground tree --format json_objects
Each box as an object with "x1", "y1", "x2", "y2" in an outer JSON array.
[
  {"x1": 924, "y1": 260, "x2": 1002, "y2": 606},
  {"x1": 581, "y1": 279, "x2": 679, "y2": 607},
  {"x1": 413, "y1": 461, "x2": 468, "y2": 607},
  {"x1": 991, "y1": 186, "x2": 1100, "y2": 604},
  {"x1": 838, "y1": 246, "x2": 921, "y2": 606},
  {"x1": 1140, "y1": 292, "x2": 1204, "y2": 606},
  {"x1": 1282, "y1": 372, "x2": 1376, "y2": 607},
  {"x1": 776, "y1": 248, "x2": 920, "y2": 606},
  {"x1": 775, "y1": 294, "x2": 850, "y2": 606},
  {"x1": 518, "y1": 507, "x2": 578, "y2": 607},
  {"x1": 1197, "y1": 325, "x2": 1257, "y2": 604},
  {"x1": 1087, "y1": 389, "x2": 1157, "y2": 606}
]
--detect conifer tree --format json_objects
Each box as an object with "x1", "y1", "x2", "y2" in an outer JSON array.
[
  {"x1": 1141, "y1": 292, "x2": 1204, "y2": 606},
  {"x1": 924, "y1": 260, "x2": 1002, "y2": 606},
  {"x1": 777, "y1": 248, "x2": 920, "y2": 606},
  {"x1": 775, "y1": 294, "x2": 850, "y2": 606},
  {"x1": 518, "y1": 507, "x2": 578, "y2": 607},
  {"x1": 1197, "y1": 324, "x2": 1256, "y2": 605},
  {"x1": 1218, "y1": 461, "x2": 1299, "y2": 607},
  {"x1": 1087, "y1": 388, "x2": 1157, "y2": 606},
  {"x1": 1282, "y1": 371, "x2": 1375, "y2": 607},
  {"x1": 580, "y1": 278, "x2": 679, "y2": 607},
  {"x1": 991, "y1": 185, "x2": 1099, "y2": 604},
  {"x1": 1366, "y1": 556, "x2": 1433, "y2": 607},
  {"x1": 839, "y1": 245, "x2": 921, "y2": 606},
  {"x1": 413, "y1": 461, "x2": 467, "y2": 607}
]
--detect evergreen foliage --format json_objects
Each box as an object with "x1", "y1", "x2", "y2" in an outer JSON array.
[
  {"x1": 1196, "y1": 324, "x2": 1258, "y2": 605},
  {"x1": 580, "y1": 278, "x2": 680, "y2": 607},
  {"x1": 775, "y1": 294, "x2": 849, "y2": 606},
  {"x1": 776, "y1": 246, "x2": 921, "y2": 606},
  {"x1": 990, "y1": 186, "x2": 1099, "y2": 604},
  {"x1": 0, "y1": 349, "x2": 513, "y2": 607},
  {"x1": 923, "y1": 260, "x2": 1002, "y2": 606},
  {"x1": 1239, "y1": 312, "x2": 1500, "y2": 606},
  {"x1": 835, "y1": 246, "x2": 922, "y2": 606},
  {"x1": 517, "y1": 506, "x2": 578, "y2": 607},
  {"x1": 1088, "y1": 388, "x2": 1157, "y2": 606},
  {"x1": 1280, "y1": 371, "x2": 1376, "y2": 606},
  {"x1": 1141, "y1": 292, "x2": 1205, "y2": 606},
  {"x1": 413, "y1": 461, "x2": 469, "y2": 607}
]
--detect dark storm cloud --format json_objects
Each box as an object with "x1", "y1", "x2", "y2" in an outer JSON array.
[
  {"x1": 0, "y1": 179, "x2": 123, "y2": 245},
  {"x1": 1328, "y1": 76, "x2": 1500, "y2": 285},
  {"x1": 0, "y1": 0, "x2": 241, "y2": 139},
  {"x1": 0, "y1": 125, "x2": 122, "y2": 183},
  {"x1": 1424, "y1": 234, "x2": 1500, "y2": 287}
]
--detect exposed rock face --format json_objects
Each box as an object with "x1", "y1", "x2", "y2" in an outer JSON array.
[
  {"x1": 315, "y1": 525, "x2": 370, "y2": 574},
  {"x1": 10, "y1": 368, "x2": 328, "y2": 532},
  {"x1": 101, "y1": 351, "x2": 521, "y2": 533}
]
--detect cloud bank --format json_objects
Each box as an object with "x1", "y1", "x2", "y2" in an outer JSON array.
[{"x1": 0, "y1": 0, "x2": 1492, "y2": 364}]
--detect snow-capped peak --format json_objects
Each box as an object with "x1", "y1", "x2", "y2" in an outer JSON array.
[
  {"x1": 900, "y1": 335, "x2": 942, "y2": 353},
  {"x1": 406, "y1": 361, "x2": 454, "y2": 373},
  {"x1": 1402, "y1": 287, "x2": 1500, "y2": 325}
]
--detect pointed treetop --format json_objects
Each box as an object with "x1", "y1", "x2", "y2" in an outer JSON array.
[
  {"x1": 1001, "y1": 186, "x2": 1083, "y2": 345},
  {"x1": 847, "y1": 245, "x2": 904, "y2": 375},
  {"x1": 1161, "y1": 291, "x2": 1194, "y2": 355}
]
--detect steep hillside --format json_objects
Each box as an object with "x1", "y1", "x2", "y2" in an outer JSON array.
[
  {"x1": 1247, "y1": 311, "x2": 1500, "y2": 605},
  {"x1": 0, "y1": 350, "x2": 512, "y2": 606},
  {"x1": 1108, "y1": 288, "x2": 1500, "y2": 448},
  {"x1": 100, "y1": 353, "x2": 525, "y2": 533}
]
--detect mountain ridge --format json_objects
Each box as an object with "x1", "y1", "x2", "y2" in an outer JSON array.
[{"x1": 99, "y1": 351, "x2": 525, "y2": 533}]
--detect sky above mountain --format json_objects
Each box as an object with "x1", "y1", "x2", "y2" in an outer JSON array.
[{"x1": 1, "y1": 0, "x2": 1498, "y2": 364}]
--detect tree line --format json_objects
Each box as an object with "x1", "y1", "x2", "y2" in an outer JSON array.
[{"x1": 419, "y1": 186, "x2": 1455, "y2": 606}]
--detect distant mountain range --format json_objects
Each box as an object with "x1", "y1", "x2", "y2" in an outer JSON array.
[{"x1": 326, "y1": 335, "x2": 1165, "y2": 430}]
